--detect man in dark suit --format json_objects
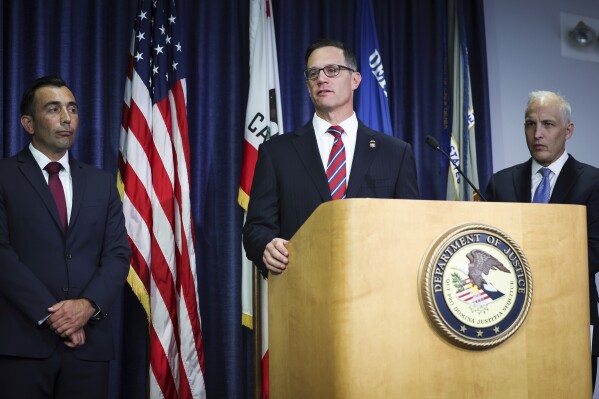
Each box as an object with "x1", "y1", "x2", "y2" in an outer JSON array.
[
  {"x1": 0, "y1": 76, "x2": 131, "y2": 398},
  {"x1": 485, "y1": 90, "x2": 599, "y2": 389},
  {"x1": 243, "y1": 39, "x2": 419, "y2": 275}
]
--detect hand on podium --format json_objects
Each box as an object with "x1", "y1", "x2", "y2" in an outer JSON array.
[{"x1": 263, "y1": 238, "x2": 289, "y2": 274}]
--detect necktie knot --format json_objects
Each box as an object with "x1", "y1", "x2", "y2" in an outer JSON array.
[
  {"x1": 327, "y1": 125, "x2": 343, "y2": 140},
  {"x1": 539, "y1": 167, "x2": 551, "y2": 179},
  {"x1": 45, "y1": 162, "x2": 63, "y2": 175}
]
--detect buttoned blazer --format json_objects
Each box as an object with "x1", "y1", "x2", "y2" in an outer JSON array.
[
  {"x1": 0, "y1": 147, "x2": 131, "y2": 360},
  {"x1": 243, "y1": 120, "x2": 420, "y2": 273},
  {"x1": 485, "y1": 156, "x2": 599, "y2": 345}
]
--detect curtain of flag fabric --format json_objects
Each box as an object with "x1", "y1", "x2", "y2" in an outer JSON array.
[
  {"x1": 445, "y1": 0, "x2": 480, "y2": 201},
  {"x1": 117, "y1": 0, "x2": 206, "y2": 397},
  {"x1": 239, "y1": 0, "x2": 285, "y2": 397},
  {"x1": 355, "y1": 0, "x2": 394, "y2": 137}
]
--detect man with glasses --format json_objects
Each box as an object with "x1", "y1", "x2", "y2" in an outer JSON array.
[{"x1": 243, "y1": 38, "x2": 419, "y2": 275}]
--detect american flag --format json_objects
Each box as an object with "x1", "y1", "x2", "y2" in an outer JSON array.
[
  {"x1": 118, "y1": 0, "x2": 206, "y2": 398},
  {"x1": 456, "y1": 277, "x2": 503, "y2": 305}
]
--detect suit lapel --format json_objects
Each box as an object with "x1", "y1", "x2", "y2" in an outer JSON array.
[
  {"x1": 69, "y1": 158, "x2": 85, "y2": 229},
  {"x1": 16, "y1": 148, "x2": 66, "y2": 234},
  {"x1": 513, "y1": 160, "x2": 532, "y2": 202},
  {"x1": 291, "y1": 124, "x2": 331, "y2": 201},
  {"x1": 346, "y1": 123, "x2": 376, "y2": 198},
  {"x1": 550, "y1": 156, "x2": 581, "y2": 203}
]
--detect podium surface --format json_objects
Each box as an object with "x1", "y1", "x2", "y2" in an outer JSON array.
[{"x1": 269, "y1": 199, "x2": 591, "y2": 398}]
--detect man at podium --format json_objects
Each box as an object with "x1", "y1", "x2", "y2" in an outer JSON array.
[
  {"x1": 485, "y1": 90, "x2": 599, "y2": 390},
  {"x1": 243, "y1": 38, "x2": 419, "y2": 275}
]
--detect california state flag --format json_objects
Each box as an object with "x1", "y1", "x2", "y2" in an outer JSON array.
[{"x1": 238, "y1": 0, "x2": 284, "y2": 397}]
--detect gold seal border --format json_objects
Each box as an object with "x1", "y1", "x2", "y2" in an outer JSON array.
[{"x1": 418, "y1": 223, "x2": 533, "y2": 350}]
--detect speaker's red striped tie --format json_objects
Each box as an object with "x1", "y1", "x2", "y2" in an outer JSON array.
[{"x1": 326, "y1": 125, "x2": 347, "y2": 200}]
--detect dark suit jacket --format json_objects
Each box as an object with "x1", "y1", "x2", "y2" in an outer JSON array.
[
  {"x1": 243, "y1": 121, "x2": 420, "y2": 273},
  {"x1": 485, "y1": 155, "x2": 599, "y2": 352},
  {"x1": 0, "y1": 147, "x2": 131, "y2": 361}
]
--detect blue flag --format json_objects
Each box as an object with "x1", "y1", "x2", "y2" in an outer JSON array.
[{"x1": 356, "y1": 0, "x2": 393, "y2": 136}]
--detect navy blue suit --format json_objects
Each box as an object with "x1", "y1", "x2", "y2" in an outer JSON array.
[
  {"x1": 0, "y1": 147, "x2": 131, "y2": 361},
  {"x1": 243, "y1": 121, "x2": 420, "y2": 273},
  {"x1": 485, "y1": 155, "x2": 599, "y2": 355}
]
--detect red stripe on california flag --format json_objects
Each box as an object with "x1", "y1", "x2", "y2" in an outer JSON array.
[
  {"x1": 262, "y1": 350, "x2": 270, "y2": 398},
  {"x1": 239, "y1": 139, "x2": 259, "y2": 201},
  {"x1": 241, "y1": 2, "x2": 284, "y2": 398}
]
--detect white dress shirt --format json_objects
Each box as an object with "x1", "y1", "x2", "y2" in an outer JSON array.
[
  {"x1": 313, "y1": 112, "x2": 358, "y2": 181},
  {"x1": 530, "y1": 151, "x2": 569, "y2": 202},
  {"x1": 29, "y1": 143, "x2": 73, "y2": 222}
]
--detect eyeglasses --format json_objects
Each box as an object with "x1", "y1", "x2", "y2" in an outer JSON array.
[{"x1": 303, "y1": 64, "x2": 356, "y2": 81}]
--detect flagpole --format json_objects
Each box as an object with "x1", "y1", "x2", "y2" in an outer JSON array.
[
  {"x1": 242, "y1": 2, "x2": 282, "y2": 397},
  {"x1": 253, "y1": 266, "x2": 263, "y2": 399}
]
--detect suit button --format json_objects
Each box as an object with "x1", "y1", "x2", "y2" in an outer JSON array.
[
  {"x1": 62, "y1": 285, "x2": 69, "y2": 292},
  {"x1": 65, "y1": 253, "x2": 72, "y2": 260}
]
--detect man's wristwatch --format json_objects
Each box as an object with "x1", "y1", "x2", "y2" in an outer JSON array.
[{"x1": 86, "y1": 298, "x2": 103, "y2": 321}]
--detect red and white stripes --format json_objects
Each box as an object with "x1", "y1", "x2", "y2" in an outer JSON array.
[{"x1": 119, "y1": 23, "x2": 206, "y2": 398}]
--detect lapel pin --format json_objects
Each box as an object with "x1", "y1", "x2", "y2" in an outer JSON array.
[{"x1": 369, "y1": 140, "x2": 376, "y2": 149}]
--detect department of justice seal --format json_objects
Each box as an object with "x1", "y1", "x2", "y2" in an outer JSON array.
[{"x1": 419, "y1": 224, "x2": 532, "y2": 349}]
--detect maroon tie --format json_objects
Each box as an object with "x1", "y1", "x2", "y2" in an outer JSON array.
[
  {"x1": 326, "y1": 126, "x2": 347, "y2": 200},
  {"x1": 44, "y1": 162, "x2": 68, "y2": 232}
]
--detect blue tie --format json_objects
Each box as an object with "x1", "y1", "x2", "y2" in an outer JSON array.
[{"x1": 533, "y1": 168, "x2": 551, "y2": 203}]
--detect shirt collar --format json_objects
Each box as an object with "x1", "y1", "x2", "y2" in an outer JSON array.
[
  {"x1": 29, "y1": 143, "x2": 70, "y2": 173},
  {"x1": 312, "y1": 112, "x2": 358, "y2": 138},
  {"x1": 531, "y1": 151, "x2": 568, "y2": 177}
]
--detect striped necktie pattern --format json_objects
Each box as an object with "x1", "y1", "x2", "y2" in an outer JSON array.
[{"x1": 326, "y1": 125, "x2": 347, "y2": 200}]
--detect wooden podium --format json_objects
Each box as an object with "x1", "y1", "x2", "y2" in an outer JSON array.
[{"x1": 268, "y1": 199, "x2": 592, "y2": 398}]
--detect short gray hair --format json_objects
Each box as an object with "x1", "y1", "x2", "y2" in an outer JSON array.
[{"x1": 526, "y1": 90, "x2": 571, "y2": 123}]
